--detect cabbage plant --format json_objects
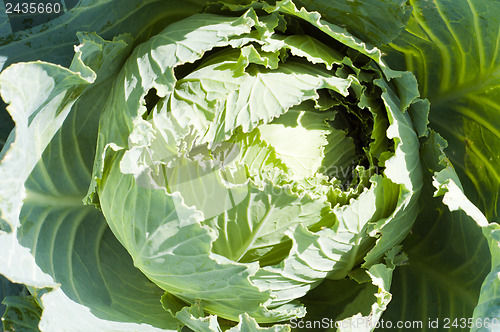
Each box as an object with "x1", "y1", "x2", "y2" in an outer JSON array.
[{"x1": 0, "y1": 0, "x2": 498, "y2": 331}]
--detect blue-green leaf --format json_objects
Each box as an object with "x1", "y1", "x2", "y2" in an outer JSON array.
[
  {"x1": 384, "y1": 0, "x2": 500, "y2": 222},
  {"x1": 2, "y1": 294, "x2": 42, "y2": 332},
  {"x1": 0, "y1": 31, "x2": 181, "y2": 332},
  {"x1": 381, "y1": 131, "x2": 493, "y2": 331}
]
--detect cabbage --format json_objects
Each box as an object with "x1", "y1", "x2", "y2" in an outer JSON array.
[{"x1": 0, "y1": 0, "x2": 498, "y2": 331}]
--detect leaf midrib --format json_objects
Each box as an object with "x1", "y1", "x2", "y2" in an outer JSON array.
[
  {"x1": 24, "y1": 190, "x2": 86, "y2": 207},
  {"x1": 235, "y1": 204, "x2": 274, "y2": 262},
  {"x1": 427, "y1": 66, "x2": 500, "y2": 108}
]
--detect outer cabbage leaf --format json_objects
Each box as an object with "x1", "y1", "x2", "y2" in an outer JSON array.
[
  {"x1": 381, "y1": 131, "x2": 496, "y2": 330},
  {"x1": 1, "y1": 294, "x2": 42, "y2": 332},
  {"x1": 1, "y1": 275, "x2": 24, "y2": 318},
  {"x1": 0, "y1": 276, "x2": 41, "y2": 331},
  {"x1": 383, "y1": 0, "x2": 500, "y2": 223},
  {"x1": 0, "y1": 33, "x2": 184, "y2": 332},
  {"x1": 380, "y1": 0, "x2": 500, "y2": 326},
  {"x1": 291, "y1": 0, "x2": 412, "y2": 46}
]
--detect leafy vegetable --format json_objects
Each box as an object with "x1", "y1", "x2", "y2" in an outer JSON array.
[{"x1": 0, "y1": 0, "x2": 498, "y2": 331}]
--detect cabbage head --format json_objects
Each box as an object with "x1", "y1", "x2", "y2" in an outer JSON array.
[{"x1": 0, "y1": 0, "x2": 499, "y2": 331}]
